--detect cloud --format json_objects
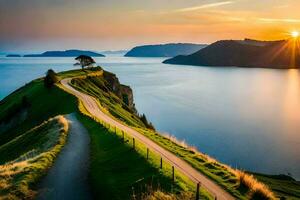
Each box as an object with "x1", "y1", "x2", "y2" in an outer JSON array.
[
  {"x1": 258, "y1": 18, "x2": 300, "y2": 23},
  {"x1": 175, "y1": 1, "x2": 234, "y2": 12}
]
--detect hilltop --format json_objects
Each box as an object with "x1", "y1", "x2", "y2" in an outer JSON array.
[
  {"x1": 125, "y1": 43, "x2": 207, "y2": 57},
  {"x1": 24, "y1": 49, "x2": 105, "y2": 57},
  {"x1": 163, "y1": 39, "x2": 300, "y2": 68}
]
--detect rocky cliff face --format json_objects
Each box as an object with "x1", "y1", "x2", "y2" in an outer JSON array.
[{"x1": 103, "y1": 71, "x2": 135, "y2": 111}]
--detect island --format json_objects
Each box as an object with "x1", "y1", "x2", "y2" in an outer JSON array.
[
  {"x1": 6, "y1": 54, "x2": 21, "y2": 57},
  {"x1": 163, "y1": 39, "x2": 300, "y2": 69},
  {"x1": 24, "y1": 49, "x2": 105, "y2": 57},
  {"x1": 125, "y1": 43, "x2": 207, "y2": 57}
]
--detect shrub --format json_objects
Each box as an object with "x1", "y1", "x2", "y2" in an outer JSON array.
[
  {"x1": 44, "y1": 69, "x2": 59, "y2": 88},
  {"x1": 140, "y1": 114, "x2": 155, "y2": 130}
]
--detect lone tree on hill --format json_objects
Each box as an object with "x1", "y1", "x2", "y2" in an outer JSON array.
[{"x1": 74, "y1": 55, "x2": 96, "y2": 70}]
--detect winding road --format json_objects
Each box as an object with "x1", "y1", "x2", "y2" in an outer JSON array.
[{"x1": 61, "y1": 78, "x2": 235, "y2": 200}]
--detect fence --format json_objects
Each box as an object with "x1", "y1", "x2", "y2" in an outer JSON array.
[{"x1": 93, "y1": 116, "x2": 217, "y2": 200}]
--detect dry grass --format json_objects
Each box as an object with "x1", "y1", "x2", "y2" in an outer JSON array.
[
  {"x1": 236, "y1": 170, "x2": 276, "y2": 200},
  {"x1": 162, "y1": 133, "x2": 276, "y2": 200},
  {"x1": 162, "y1": 133, "x2": 219, "y2": 163},
  {"x1": 0, "y1": 116, "x2": 69, "y2": 200},
  {"x1": 133, "y1": 184, "x2": 194, "y2": 200},
  {"x1": 140, "y1": 191, "x2": 194, "y2": 200}
]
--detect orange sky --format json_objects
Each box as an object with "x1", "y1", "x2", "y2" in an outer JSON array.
[{"x1": 0, "y1": 0, "x2": 300, "y2": 51}]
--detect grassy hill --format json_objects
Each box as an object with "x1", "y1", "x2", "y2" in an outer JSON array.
[
  {"x1": 0, "y1": 67, "x2": 299, "y2": 199},
  {"x1": 0, "y1": 116, "x2": 69, "y2": 199}
]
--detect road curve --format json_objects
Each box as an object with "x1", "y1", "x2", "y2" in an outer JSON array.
[{"x1": 61, "y1": 78, "x2": 235, "y2": 200}]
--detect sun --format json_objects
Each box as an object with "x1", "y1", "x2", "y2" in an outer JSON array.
[{"x1": 291, "y1": 31, "x2": 299, "y2": 38}]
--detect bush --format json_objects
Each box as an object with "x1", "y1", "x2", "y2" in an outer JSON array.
[
  {"x1": 44, "y1": 69, "x2": 59, "y2": 88},
  {"x1": 140, "y1": 114, "x2": 155, "y2": 130}
]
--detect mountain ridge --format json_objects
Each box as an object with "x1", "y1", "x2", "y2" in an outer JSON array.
[
  {"x1": 24, "y1": 49, "x2": 105, "y2": 57},
  {"x1": 125, "y1": 43, "x2": 207, "y2": 57},
  {"x1": 163, "y1": 39, "x2": 299, "y2": 68}
]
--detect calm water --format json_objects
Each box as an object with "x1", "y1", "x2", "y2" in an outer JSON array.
[{"x1": 1, "y1": 55, "x2": 300, "y2": 179}]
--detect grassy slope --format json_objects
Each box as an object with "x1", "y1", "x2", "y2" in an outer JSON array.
[
  {"x1": 0, "y1": 79, "x2": 77, "y2": 146},
  {"x1": 70, "y1": 74, "x2": 146, "y2": 128},
  {"x1": 77, "y1": 113, "x2": 212, "y2": 200},
  {"x1": 253, "y1": 173, "x2": 300, "y2": 200},
  {"x1": 0, "y1": 116, "x2": 69, "y2": 199}
]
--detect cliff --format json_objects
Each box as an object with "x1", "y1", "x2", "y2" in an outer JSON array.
[
  {"x1": 163, "y1": 39, "x2": 300, "y2": 68},
  {"x1": 102, "y1": 71, "x2": 135, "y2": 111},
  {"x1": 125, "y1": 43, "x2": 207, "y2": 57}
]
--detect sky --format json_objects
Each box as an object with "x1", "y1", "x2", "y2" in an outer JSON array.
[{"x1": 0, "y1": 0, "x2": 300, "y2": 52}]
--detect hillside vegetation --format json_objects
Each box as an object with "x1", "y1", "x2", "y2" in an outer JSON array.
[{"x1": 0, "y1": 116, "x2": 68, "y2": 199}]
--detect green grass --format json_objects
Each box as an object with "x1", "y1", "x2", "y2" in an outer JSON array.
[
  {"x1": 135, "y1": 128, "x2": 245, "y2": 198},
  {"x1": 70, "y1": 75, "x2": 146, "y2": 128},
  {"x1": 0, "y1": 79, "x2": 77, "y2": 146},
  {"x1": 253, "y1": 173, "x2": 300, "y2": 200},
  {"x1": 0, "y1": 116, "x2": 65, "y2": 164},
  {"x1": 76, "y1": 110, "x2": 212, "y2": 200},
  {"x1": 0, "y1": 116, "x2": 69, "y2": 199}
]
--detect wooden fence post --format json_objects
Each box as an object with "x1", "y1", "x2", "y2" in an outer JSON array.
[
  {"x1": 147, "y1": 148, "x2": 149, "y2": 160},
  {"x1": 196, "y1": 182, "x2": 200, "y2": 200},
  {"x1": 122, "y1": 131, "x2": 125, "y2": 142},
  {"x1": 115, "y1": 126, "x2": 117, "y2": 134},
  {"x1": 160, "y1": 157, "x2": 163, "y2": 169},
  {"x1": 172, "y1": 166, "x2": 175, "y2": 182},
  {"x1": 133, "y1": 138, "x2": 135, "y2": 150}
]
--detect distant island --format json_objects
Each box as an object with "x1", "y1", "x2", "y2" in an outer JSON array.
[
  {"x1": 24, "y1": 49, "x2": 105, "y2": 57},
  {"x1": 163, "y1": 39, "x2": 300, "y2": 69},
  {"x1": 6, "y1": 54, "x2": 21, "y2": 57},
  {"x1": 125, "y1": 43, "x2": 207, "y2": 57}
]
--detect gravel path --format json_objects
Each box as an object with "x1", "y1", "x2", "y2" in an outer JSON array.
[{"x1": 37, "y1": 113, "x2": 92, "y2": 200}]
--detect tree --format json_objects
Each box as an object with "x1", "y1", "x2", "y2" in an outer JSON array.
[
  {"x1": 74, "y1": 55, "x2": 96, "y2": 70},
  {"x1": 140, "y1": 113, "x2": 155, "y2": 130},
  {"x1": 44, "y1": 69, "x2": 59, "y2": 88}
]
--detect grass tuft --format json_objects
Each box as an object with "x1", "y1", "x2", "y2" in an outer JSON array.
[{"x1": 236, "y1": 170, "x2": 275, "y2": 200}]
